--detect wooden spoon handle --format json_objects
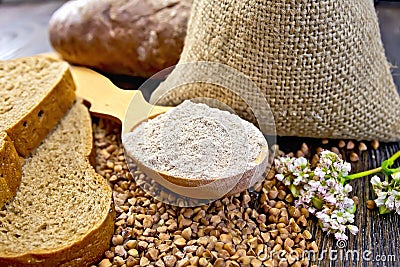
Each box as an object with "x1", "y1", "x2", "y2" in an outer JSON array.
[
  {"x1": 69, "y1": 65, "x2": 137, "y2": 122},
  {"x1": 70, "y1": 65, "x2": 172, "y2": 134}
]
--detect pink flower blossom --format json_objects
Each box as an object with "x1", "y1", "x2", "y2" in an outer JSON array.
[{"x1": 274, "y1": 150, "x2": 357, "y2": 240}]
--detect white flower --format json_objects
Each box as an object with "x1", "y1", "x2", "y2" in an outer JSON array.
[
  {"x1": 326, "y1": 178, "x2": 336, "y2": 187},
  {"x1": 318, "y1": 186, "x2": 327, "y2": 195},
  {"x1": 386, "y1": 195, "x2": 395, "y2": 210},
  {"x1": 343, "y1": 184, "x2": 352, "y2": 194},
  {"x1": 374, "y1": 191, "x2": 388, "y2": 207},
  {"x1": 342, "y1": 162, "x2": 351, "y2": 175},
  {"x1": 315, "y1": 211, "x2": 330, "y2": 223},
  {"x1": 276, "y1": 173, "x2": 284, "y2": 181},
  {"x1": 392, "y1": 172, "x2": 400, "y2": 182},
  {"x1": 395, "y1": 199, "x2": 400, "y2": 213},
  {"x1": 392, "y1": 190, "x2": 400, "y2": 197},
  {"x1": 334, "y1": 232, "x2": 348, "y2": 241},
  {"x1": 330, "y1": 220, "x2": 340, "y2": 230},
  {"x1": 293, "y1": 176, "x2": 304, "y2": 186},
  {"x1": 274, "y1": 150, "x2": 358, "y2": 241},
  {"x1": 342, "y1": 211, "x2": 355, "y2": 223},
  {"x1": 288, "y1": 163, "x2": 296, "y2": 172},
  {"x1": 314, "y1": 167, "x2": 325, "y2": 178},
  {"x1": 308, "y1": 207, "x2": 316, "y2": 213},
  {"x1": 347, "y1": 225, "x2": 359, "y2": 235},
  {"x1": 370, "y1": 175, "x2": 381, "y2": 186},
  {"x1": 294, "y1": 157, "x2": 307, "y2": 167},
  {"x1": 343, "y1": 198, "x2": 355, "y2": 209},
  {"x1": 325, "y1": 194, "x2": 337, "y2": 205}
]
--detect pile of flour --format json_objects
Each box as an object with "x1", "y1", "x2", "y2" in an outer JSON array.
[{"x1": 123, "y1": 100, "x2": 267, "y2": 179}]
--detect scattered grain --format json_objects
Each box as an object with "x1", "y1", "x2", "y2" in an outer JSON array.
[
  {"x1": 296, "y1": 150, "x2": 304, "y2": 157},
  {"x1": 346, "y1": 140, "x2": 355, "y2": 150},
  {"x1": 174, "y1": 237, "x2": 187, "y2": 248},
  {"x1": 366, "y1": 200, "x2": 376, "y2": 210},
  {"x1": 112, "y1": 235, "x2": 124, "y2": 246},
  {"x1": 371, "y1": 140, "x2": 380, "y2": 150},
  {"x1": 338, "y1": 140, "x2": 346, "y2": 148},
  {"x1": 331, "y1": 146, "x2": 340, "y2": 156},
  {"x1": 140, "y1": 257, "x2": 150, "y2": 266},
  {"x1": 182, "y1": 227, "x2": 192, "y2": 240},
  {"x1": 98, "y1": 259, "x2": 112, "y2": 267},
  {"x1": 163, "y1": 255, "x2": 177, "y2": 267},
  {"x1": 114, "y1": 245, "x2": 126, "y2": 257},
  {"x1": 92, "y1": 119, "x2": 315, "y2": 267},
  {"x1": 350, "y1": 152, "x2": 359, "y2": 162},
  {"x1": 358, "y1": 142, "x2": 367, "y2": 151},
  {"x1": 198, "y1": 257, "x2": 209, "y2": 266}
]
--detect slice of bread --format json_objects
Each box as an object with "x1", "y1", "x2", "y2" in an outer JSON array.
[
  {"x1": 0, "y1": 132, "x2": 21, "y2": 208},
  {"x1": 0, "y1": 101, "x2": 115, "y2": 267},
  {"x1": 0, "y1": 56, "x2": 75, "y2": 208},
  {"x1": 0, "y1": 56, "x2": 75, "y2": 157}
]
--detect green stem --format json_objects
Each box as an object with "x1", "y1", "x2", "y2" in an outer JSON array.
[
  {"x1": 388, "y1": 150, "x2": 400, "y2": 163},
  {"x1": 382, "y1": 150, "x2": 400, "y2": 175},
  {"x1": 344, "y1": 167, "x2": 382, "y2": 181},
  {"x1": 343, "y1": 150, "x2": 400, "y2": 182}
]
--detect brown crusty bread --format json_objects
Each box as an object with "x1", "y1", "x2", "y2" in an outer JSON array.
[
  {"x1": 0, "y1": 101, "x2": 115, "y2": 267},
  {"x1": 48, "y1": 0, "x2": 192, "y2": 77},
  {"x1": 0, "y1": 56, "x2": 76, "y2": 157},
  {"x1": 0, "y1": 132, "x2": 21, "y2": 209},
  {"x1": 0, "y1": 56, "x2": 75, "y2": 209}
]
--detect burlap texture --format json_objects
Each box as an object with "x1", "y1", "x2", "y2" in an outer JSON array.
[{"x1": 150, "y1": 0, "x2": 400, "y2": 141}]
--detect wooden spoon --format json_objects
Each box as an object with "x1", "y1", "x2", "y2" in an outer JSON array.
[{"x1": 69, "y1": 64, "x2": 269, "y2": 199}]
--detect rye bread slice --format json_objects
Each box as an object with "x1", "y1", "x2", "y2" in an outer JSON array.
[
  {"x1": 0, "y1": 56, "x2": 76, "y2": 157},
  {"x1": 0, "y1": 132, "x2": 21, "y2": 208},
  {"x1": 0, "y1": 56, "x2": 75, "y2": 208},
  {"x1": 0, "y1": 101, "x2": 115, "y2": 267}
]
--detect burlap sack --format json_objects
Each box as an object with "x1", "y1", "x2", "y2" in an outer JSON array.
[{"x1": 150, "y1": 0, "x2": 400, "y2": 141}]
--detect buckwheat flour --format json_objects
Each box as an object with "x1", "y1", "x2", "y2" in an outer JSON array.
[{"x1": 123, "y1": 100, "x2": 267, "y2": 179}]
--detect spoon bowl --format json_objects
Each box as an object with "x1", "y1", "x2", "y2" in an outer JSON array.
[{"x1": 60, "y1": 58, "x2": 269, "y2": 199}]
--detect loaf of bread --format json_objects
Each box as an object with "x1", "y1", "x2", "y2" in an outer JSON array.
[
  {"x1": 49, "y1": 0, "x2": 192, "y2": 77},
  {"x1": 0, "y1": 57, "x2": 76, "y2": 157},
  {"x1": 0, "y1": 132, "x2": 21, "y2": 208},
  {"x1": 0, "y1": 101, "x2": 115, "y2": 267}
]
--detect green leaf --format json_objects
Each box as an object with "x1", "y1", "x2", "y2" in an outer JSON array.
[
  {"x1": 378, "y1": 205, "x2": 392, "y2": 215},
  {"x1": 312, "y1": 197, "x2": 324, "y2": 210},
  {"x1": 289, "y1": 184, "x2": 299, "y2": 198},
  {"x1": 347, "y1": 203, "x2": 357, "y2": 214}
]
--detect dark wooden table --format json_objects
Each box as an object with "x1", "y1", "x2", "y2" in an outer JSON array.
[{"x1": 1, "y1": 1, "x2": 400, "y2": 266}]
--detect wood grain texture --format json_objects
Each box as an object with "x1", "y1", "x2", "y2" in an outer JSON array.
[
  {"x1": 277, "y1": 138, "x2": 400, "y2": 266},
  {"x1": 1, "y1": 1, "x2": 400, "y2": 266}
]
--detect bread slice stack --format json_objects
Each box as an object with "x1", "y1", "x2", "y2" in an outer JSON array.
[
  {"x1": 0, "y1": 57, "x2": 114, "y2": 266},
  {"x1": 0, "y1": 57, "x2": 75, "y2": 207},
  {"x1": 0, "y1": 57, "x2": 76, "y2": 157}
]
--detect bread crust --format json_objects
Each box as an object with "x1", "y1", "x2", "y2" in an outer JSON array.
[
  {"x1": 5, "y1": 58, "x2": 76, "y2": 157},
  {"x1": 0, "y1": 56, "x2": 75, "y2": 208},
  {"x1": 0, "y1": 132, "x2": 22, "y2": 208},
  {"x1": 0, "y1": 102, "x2": 115, "y2": 266},
  {"x1": 49, "y1": 0, "x2": 192, "y2": 77},
  {"x1": 0, "y1": 200, "x2": 115, "y2": 267}
]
